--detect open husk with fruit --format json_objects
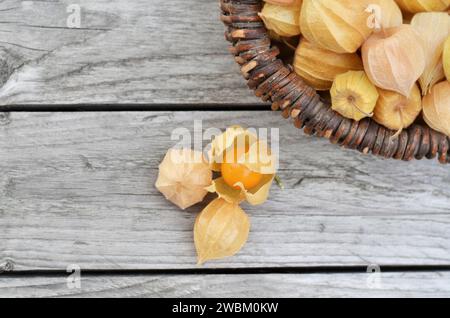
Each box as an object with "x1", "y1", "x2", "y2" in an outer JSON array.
[
  {"x1": 156, "y1": 127, "x2": 278, "y2": 265},
  {"x1": 259, "y1": 0, "x2": 450, "y2": 137}
]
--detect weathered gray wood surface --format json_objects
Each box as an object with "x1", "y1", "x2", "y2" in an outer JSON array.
[
  {"x1": 0, "y1": 0, "x2": 260, "y2": 106},
  {"x1": 1, "y1": 0, "x2": 449, "y2": 298},
  {"x1": 1, "y1": 272, "x2": 450, "y2": 298},
  {"x1": 1, "y1": 111, "x2": 449, "y2": 271}
]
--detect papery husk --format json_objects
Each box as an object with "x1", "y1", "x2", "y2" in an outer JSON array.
[
  {"x1": 395, "y1": 0, "x2": 450, "y2": 13},
  {"x1": 240, "y1": 174, "x2": 275, "y2": 206},
  {"x1": 423, "y1": 81, "x2": 450, "y2": 137},
  {"x1": 259, "y1": 3, "x2": 301, "y2": 37},
  {"x1": 300, "y1": 0, "x2": 373, "y2": 53},
  {"x1": 206, "y1": 127, "x2": 277, "y2": 205},
  {"x1": 444, "y1": 36, "x2": 450, "y2": 82},
  {"x1": 331, "y1": 71, "x2": 379, "y2": 121},
  {"x1": 194, "y1": 198, "x2": 250, "y2": 265},
  {"x1": 293, "y1": 38, "x2": 364, "y2": 91},
  {"x1": 208, "y1": 126, "x2": 258, "y2": 172},
  {"x1": 206, "y1": 174, "x2": 275, "y2": 206},
  {"x1": 206, "y1": 178, "x2": 245, "y2": 204},
  {"x1": 206, "y1": 139, "x2": 276, "y2": 206},
  {"x1": 208, "y1": 126, "x2": 276, "y2": 174},
  {"x1": 242, "y1": 140, "x2": 277, "y2": 175},
  {"x1": 362, "y1": 25, "x2": 426, "y2": 97},
  {"x1": 370, "y1": 0, "x2": 403, "y2": 29},
  {"x1": 373, "y1": 84, "x2": 422, "y2": 132},
  {"x1": 411, "y1": 12, "x2": 450, "y2": 95},
  {"x1": 155, "y1": 148, "x2": 212, "y2": 210}
]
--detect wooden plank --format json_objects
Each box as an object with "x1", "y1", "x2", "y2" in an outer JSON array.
[
  {"x1": 1, "y1": 272, "x2": 450, "y2": 298},
  {"x1": 0, "y1": 0, "x2": 261, "y2": 106},
  {"x1": 1, "y1": 111, "x2": 450, "y2": 270}
]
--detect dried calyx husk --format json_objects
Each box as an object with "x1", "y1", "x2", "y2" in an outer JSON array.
[
  {"x1": 444, "y1": 35, "x2": 450, "y2": 82},
  {"x1": 259, "y1": 2, "x2": 301, "y2": 37},
  {"x1": 362, "y1": 25, "x2": 425, "y2": 97},
  {"x1": 394, "y1": 0, "x2": 450, "y2": 13},
  {"x1": 207, "y1": 126, "x2": 277, "y2": 206},
  {"x1": 373, "y1": 84, "x2": 422, "y2": 132},
  {"x1": 194, "y1": 198, "x2": 250, "y2": 265},
  {"x1": 369, "y1": 0, "x2": 403, "y2": 30},
  {"x1": 293, "y1": 39, "x2": 363, "y2": 91},
  {"x1": 196, "y1": 126, "x2": 277, "y2": 265},
  {"x1": 300, "y1": 0, "x2": 373, "y2": 53},
  {"x1": 411, "y1": 12, "x2": 450, "y2": 95},
  {"x1": 331, "y1": 71, "x2": 379, "y2": 121},
  {"x1": 423, "y1": 81, "x2": 450, "y2": 137},
  {"x1": 155, "y1": 148, "x2": 213, "y2": 210}
]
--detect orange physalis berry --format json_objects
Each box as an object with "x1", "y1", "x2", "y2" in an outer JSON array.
[{"x1": 222, "y1": 163, "x2": 263, "y2": 190}]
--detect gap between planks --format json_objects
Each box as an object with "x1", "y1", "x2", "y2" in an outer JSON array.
[{"x1": 3, "y1": 265, "x2": 450, "y2": 277}]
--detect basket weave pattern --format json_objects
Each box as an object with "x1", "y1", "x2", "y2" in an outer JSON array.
[{"x1": 220, "y1": 0, "x2": 450, "y2": 164}]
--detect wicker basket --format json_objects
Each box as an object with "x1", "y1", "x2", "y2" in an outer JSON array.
[{"x1": 220, "y1": 0, "x2": 450, "y2": 164}]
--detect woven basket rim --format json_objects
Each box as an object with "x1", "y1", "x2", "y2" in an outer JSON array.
[{"x1": 220, "y1": 0, "x2": 450, "y2": 164}]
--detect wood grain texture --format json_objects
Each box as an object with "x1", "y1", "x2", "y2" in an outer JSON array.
[
  {"x1": 1, "y1": 272, "x2": 450, "y2": 298},
  {"x1": 1, "y1": 111, "x2": 450, "y2": 270},
  {"x1": 0, "y1": 0, "x2": 261, "y2": 106}
]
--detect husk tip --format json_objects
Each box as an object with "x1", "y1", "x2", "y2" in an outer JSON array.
[{"x1": 197, "y1": 256, "x2": 207, "y2": 266}]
